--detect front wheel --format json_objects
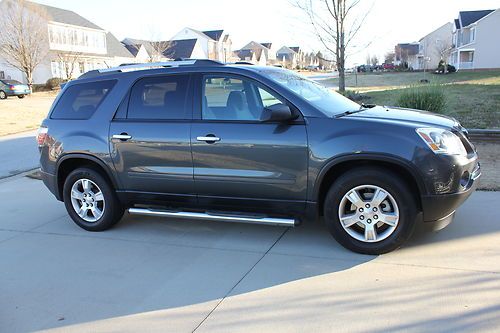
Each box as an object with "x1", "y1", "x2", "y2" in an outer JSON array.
[
  {"x1": 0, "y1": 91, "x2": 7, "y2": 99},
  {"x1": 63, "y1": 168, "x2": 124, "y2": 231},
  {"x1": 324, "y1": 167, "x2": 418, "y2": 254}
]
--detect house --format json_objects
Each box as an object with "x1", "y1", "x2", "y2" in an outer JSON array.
[
  {"x1": 276, "y1": 46, "x2": 298, "y2": 68},
  {"x1": 0, "y1": 0, "x2": 135, "y2": 83},
  {"x1": 121, "y1": 38, "x2": 205, "y2": 62},
  {"x1": 170, "y1": 28, "x2": 232, "y2": 62},
  {"x1": 417, "y1": 22, "x2": 453, "y2": 70},
  {"x1": 394, "y1": 43, "x2": 420, "y2": 69},
  {"x1": 236, "y1": 41, "x2": 270, "y2": 65},
  {"x1": 449, "y1": 9, "x2": 500, "y2": 70}
]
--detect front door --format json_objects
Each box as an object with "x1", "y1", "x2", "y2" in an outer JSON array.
[
  {"x1": 110, "y1": 74, "x2": 195, "y2": 204},
  {"x1": 191, "y1": 74, "x2": 308, "y2": 213}
]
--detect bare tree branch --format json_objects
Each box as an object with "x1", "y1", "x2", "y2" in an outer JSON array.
[{"x1": 294, "y1": 0, "x2": 372, "y2": 92}]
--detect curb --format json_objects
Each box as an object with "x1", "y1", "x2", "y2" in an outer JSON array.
[{"x1": 468, "y1": 129, "x2": 500, "y2": 142}]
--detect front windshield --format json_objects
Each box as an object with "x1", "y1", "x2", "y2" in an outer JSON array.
[{"x1": 264, "y1": 69, "x2": 361, "y2": 117}]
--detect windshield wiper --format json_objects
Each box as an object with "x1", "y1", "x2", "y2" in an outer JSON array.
[{"x1": 335, "y1": 103, "x2": 376, "y2": 118}]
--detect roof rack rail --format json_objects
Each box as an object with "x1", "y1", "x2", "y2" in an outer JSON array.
[
  {"x1": 234, "y1": 61, "x2": 254, "y2": 65},
  {"x1": 97, "y1": 59, "x2": 223, "y2": 74}
]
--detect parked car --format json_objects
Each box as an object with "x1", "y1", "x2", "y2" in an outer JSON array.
[
  {"x1": 382, "y1": 63, "x2": 395, "y2": 70},
  {"x1": 0, "y1": 79, "x2": 31, "y2": 99},
  {"x1": 37, "y1": 60, "x2": 480, "y2": 254}
]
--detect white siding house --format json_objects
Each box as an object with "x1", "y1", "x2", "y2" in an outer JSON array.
[
  {"x1": 0, "y1": 0, "x2": 135, "y2": 84},
  {"x1": 450, "y1": 9, "x2": 500, "y2": 70},
  {"x1": 170, "y1": 28, "x2": 232, "y2": 62},
  {"x1": 417, "y1": 22, "x2": 453, "y2": 70}
]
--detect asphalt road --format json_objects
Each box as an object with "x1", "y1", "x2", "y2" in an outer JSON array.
[
  {"x1": 0, "y1": 130, "x2": 38, "y2": 178},
  {"x1": 1, "y1": 175, "x2": 499, "y2": 333}
]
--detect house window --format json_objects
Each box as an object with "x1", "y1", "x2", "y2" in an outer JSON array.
[
  {"x1": 470, "y1": 27, "x2": 476, "y2": 43},
  {"x1": 79, "y1": 62, "x2": 85, "y2": 73},
  {"x1": 0, "y1": 71, "x2": 4, "y2": 79}
]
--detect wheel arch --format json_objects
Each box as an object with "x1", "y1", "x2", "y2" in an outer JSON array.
[
  {"x1": 314, "y1": 154, "x2": 426, "y2": 215},
  {"x1": 55, "y1": 154, "x2": 118, "y2": 200}
]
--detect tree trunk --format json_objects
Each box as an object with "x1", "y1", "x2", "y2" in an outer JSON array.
[{"x1": 338, "y1": 33, "x2": 346, "y2": 92}]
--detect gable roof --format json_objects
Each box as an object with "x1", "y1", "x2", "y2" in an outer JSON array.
[
  {"x1": 106, "y1": 33, "x2": 134, "y2": 58},
  {"x1": 289, "y1": 47, "x2": 300, "y2": 53},
  {"x1": 277, "y1": 46, "x2": 296, "y2": 54},
  {"x1": 241, "y1": 41, "x2": 267, "y2": 51},
  {"x1": 458, "y1": 10, "x2": 495, "y2": 27},
  {"x1": 162, "y1": 39, "x2": 197, "y2": 59},
  {"x1": 260, "y1": 43, "x2": 272, "y2": 49},
  {"x1": 202, "y1": 30, "x2": 224, "y2": 41},
  {"x1": 29, "y1": 1, "x2": 103, "y2": 30},
  {"x1": 454, "y1": 19, "x2": 460, "y2": 29},
  {"x1": 122, "y1": 38, "x2": 155, "y2": 55}
]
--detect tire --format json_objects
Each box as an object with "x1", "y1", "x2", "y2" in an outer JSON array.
[
  {"x1": 63, "y1": 167, "x2": 124, "y2": 231},
  {"x1": 17, "y1": 95, "x2": 25, "y2": 99},
  {"x1": 323, "y1": 167, "x2": 418, "y2": 254},
  {"x1": 0, "y1": 91, "x2": 7, "y2": 99}
]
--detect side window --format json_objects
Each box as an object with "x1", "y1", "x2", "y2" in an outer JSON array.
[
  {"x1": 257, "y1": 87, "x2": 282, "y2": 107},
  {"x1": 203, "y1": 76, "x2": 283, "y2": 121},
  {"x1": 128, "y1": 75, "x2": 190, "y2": 120},
  {"x1": 51, "y1": 80, "x2": 116, "y2": 119}
]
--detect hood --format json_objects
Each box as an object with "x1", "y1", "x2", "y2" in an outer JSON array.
[{"x1": 347, "y1": 106, "x2": 458, "y2": 129}]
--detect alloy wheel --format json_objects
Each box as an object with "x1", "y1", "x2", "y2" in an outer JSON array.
[
  {"x1": 338, "y1": 185, "x2": 399, "y2": 243},
  {"x1": 70, "y1": 179, "x2": 105, "y2": 222}
]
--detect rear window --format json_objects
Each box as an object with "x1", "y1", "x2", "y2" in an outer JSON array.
[
  {"x1": 51, "y1": 80, "x2": 116, "y2": 120},
  {"x1": 2, "y1": 80, "x2": 22, "y2": 85}
]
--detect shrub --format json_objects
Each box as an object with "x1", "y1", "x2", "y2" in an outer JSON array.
[
  {"x1": 46, "y1": 77, "x2": 65, "y2": 90},
  {"x1": 396, "y1": 84, "x2": 446, "y2": 113}
]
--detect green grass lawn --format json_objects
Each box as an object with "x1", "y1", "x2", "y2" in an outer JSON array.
[
  {"x1": 365, "y1": 84, "x2": 500, "y2": 129},
  {"x1": 326, "y1": 69, "x2": 500, "y2": 90},
  {"x1": 326, "y1": 70, "x2": 500, "y2": 129}
]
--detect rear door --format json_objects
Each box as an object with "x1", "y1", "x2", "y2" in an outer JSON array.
[
  {"x1": 109, "y1": 74, "x2": 195, "y2": 204},
  {"x1": 191, "y1": 73, "x2": 308, "y2": 213}
]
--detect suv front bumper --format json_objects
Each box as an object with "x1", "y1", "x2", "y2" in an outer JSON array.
[{"x1": 421, "y1": 162, "x2": 480, "y2": 224}]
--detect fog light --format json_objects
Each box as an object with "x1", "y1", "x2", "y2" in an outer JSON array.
[{"x1": 460, "y1": 171, "x2": 470, "y2": 188}]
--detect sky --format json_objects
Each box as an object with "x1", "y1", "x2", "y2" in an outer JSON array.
[{"x1": 31, "y1": 0, "x2": 500, "y2": 66}]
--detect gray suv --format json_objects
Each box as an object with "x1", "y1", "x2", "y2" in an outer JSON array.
[{"x1": 38, "y1": 60, "x2": 480, "y2": 254}]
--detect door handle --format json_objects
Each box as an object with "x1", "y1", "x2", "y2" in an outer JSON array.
[
  {"x1": 112, "y1": 134, "x2": 132, "y2": 141},
  {"x1": 197, "y1": 135, "x2": 220, "y2": 143}
]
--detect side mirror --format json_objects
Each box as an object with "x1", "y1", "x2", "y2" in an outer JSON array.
[{"x1": 260, "y1": 103, "x2": 294, "y2": 122}]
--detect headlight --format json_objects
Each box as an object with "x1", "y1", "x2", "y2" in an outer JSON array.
[{"x1": 416, "y1": 128, "x2": 467, "y2": 155}]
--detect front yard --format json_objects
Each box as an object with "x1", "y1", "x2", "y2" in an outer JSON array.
[
  {"x1": 325, "y1": 70, "x2": 500, "y2": 129},
  {"x1": 0, "y1": 91, "x2": 56, "y2": 136}
]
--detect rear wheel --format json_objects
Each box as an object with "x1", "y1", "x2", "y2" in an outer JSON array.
[
  {"x1": 324, "y1": 167, "x2": 418, "y2": 254},
  {"x1": 0, "y1": 91, "x2": 7, "y2": 99},
  {"x1": 63, "y1": 168, "x2": 124, "y2": 231},
  {"x1": 17, "y1": 95, "x2": 25, "y2": 99}
]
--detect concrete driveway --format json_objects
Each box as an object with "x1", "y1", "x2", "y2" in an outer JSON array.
[
  {"x1": 1, "y1": 175, "x2": 499, "y2": 333},
  {"x1": 0, "y1": 130, "x2": 38, "y2": 178}
]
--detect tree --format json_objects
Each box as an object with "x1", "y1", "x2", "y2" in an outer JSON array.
[
  {"x1": 365, "y1": 53, "x2": 371, "y2": 65},
  {"x1": 56, "y1": 52, "x2": 83, "y2": 80},
  {"x1": 370, "y1": 55, "x2": 378, "y2": 66},
  {"x1": 0, "y1": 0, "x2": 49, "y2": 89},
  {"x1": 384, "y1": 51, "x2": 395, "y2": 64},
  {"x1": 149, "y1": 40, "x2": 175, "y2": 62},
  {"x1": 295, "y1": 0, "x2": 372, "y2": 92},
  {"x1": 435, "y1": 38, "x2": 453, "y2": 73}
]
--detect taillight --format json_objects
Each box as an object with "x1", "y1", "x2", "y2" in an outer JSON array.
[{"x1": 37, "y1": 126, "x2": 48, "y2": 146}]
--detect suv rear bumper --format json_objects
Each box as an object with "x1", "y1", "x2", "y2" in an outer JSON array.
[
  {"x1": 421, "y1": 163, "x2": 480, "y2": 223},
  {"x1": 40, "y1": 169, "x2": 61, "y2": 201}
]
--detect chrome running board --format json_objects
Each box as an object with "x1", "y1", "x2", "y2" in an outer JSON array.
[{"x1": 128, "y1": 208, "x2": 297, "y2": 227}]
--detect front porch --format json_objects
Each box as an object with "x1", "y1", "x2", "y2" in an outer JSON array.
[{"x1": 450, "y1": 49, "x2": 475, "y2": 70}]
